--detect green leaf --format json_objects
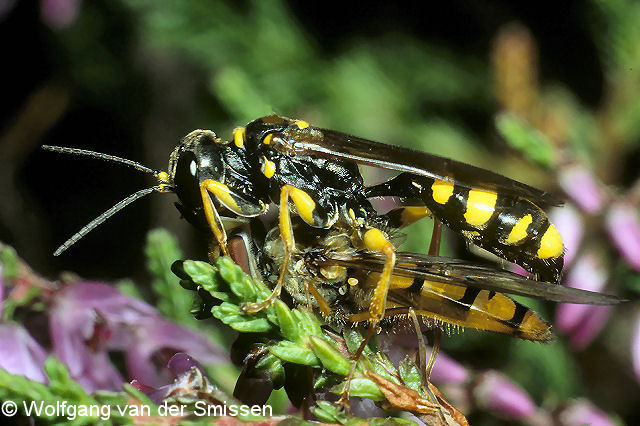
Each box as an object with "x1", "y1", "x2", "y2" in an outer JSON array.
[
  {"x1": 336, "y1": 377, "x2": 385, "y2": 401},
  {"x1": 269, "y1": 342, "x2": 319, "y2": 366},
  {"x1": 275, "y1": 300, "x2": 300, "y2": 342},
  {"x1": 182, "y1": 260, "x2": 218, "y2": 288},
  {"x1": 0, "y1": 244, "x2": 18, "y2": 281},
  {"x1": 308, "y1": 336, "x2": 351, "y2": 376},
  {"x1": 398, "y1": 356, "x2": 424, "y2": 393},
  {"x1": 495, "y1": 113, "x2": 555, "y2": 167}
]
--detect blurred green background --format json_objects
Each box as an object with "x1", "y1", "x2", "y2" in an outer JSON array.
[{"x1": 2, "y1": 0, "x2": 639, "y2": 423}]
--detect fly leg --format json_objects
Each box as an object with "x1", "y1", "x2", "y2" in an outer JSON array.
[{"x1": 245, "y1": 185, "x2": 330, "y2": 313}]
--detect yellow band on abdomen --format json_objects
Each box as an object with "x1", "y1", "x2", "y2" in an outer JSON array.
[{"x1": 464, "y1": 189, "x2": 498, "y2": 227}]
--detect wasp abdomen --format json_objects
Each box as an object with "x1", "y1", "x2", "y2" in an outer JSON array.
[{"x1": 367, "y1": 173, "x2": 564, "y2": 283}]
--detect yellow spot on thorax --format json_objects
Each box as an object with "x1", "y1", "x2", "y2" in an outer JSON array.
[
  {"x1": 233, "y1": 127, "x2": 245, "y2": 148},
  {"x1": 295, "y1": 120, "x2": 309, "y2": 129},
  {"x1": 261, "y1": 156, "x2": 276, "y2": 178},
  {"x1": 286, "y1": 186, "x2": 317, "y2": 225},
  {"x1": 506, "y1": 214, "x2": 533, "y2": 244},
  {"x1": 464, "y1": 189, "x2": 498, "y2": 227},
  {"x1": 432, "y1": 179, "x2": 454, "y2": 204},
  {"x1": 537, "y1": 223, "x2": 564, "y2": 259},
  {"x1": 263, "y1": 133, "x2": 273, "y2": 145}
]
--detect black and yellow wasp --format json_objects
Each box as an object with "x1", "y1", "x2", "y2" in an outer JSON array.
[{"x1": 44, "y1": 114, "x2": 583, "y2": 331}]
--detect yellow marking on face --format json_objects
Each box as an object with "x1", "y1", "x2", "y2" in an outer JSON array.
[
  {"x1": 400, "y1": 206, "x2": 431, "y2": 226},
  {"x1": 263, "y1": 133, "x2": 273, "y2": 145},
  {"x1": 348, "y1": 277, "x2": 359, "y2": 286},
  {"x1": 537, "y1": 223, "x2": 564, "y2": 259},
  {"x1": 506, "y1": 214, "x2": 533, "y2": 244},
  {"x1": 464, "y1": 189, "x2": 498, "y2": 227},
  {"x1": 202, "y1": 179, "x2": 242, "y2": 215},
  {"x1": 233, "y1": 127, "x2": 245, "y2": 148},
  {"x1": 287, "y1": 186, "x2": 317, "y2": 225},
  {"x1": 261, "y1": 156, "x2": 276, "y2": 179},
  {"x1": 432, "y1": 179, "x2": 454, "y2": 204},
  {"x1": 295, "y1": 120, "x2": 309, "y2": 129}
]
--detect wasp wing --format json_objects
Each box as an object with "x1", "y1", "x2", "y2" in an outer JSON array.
[
  {"x1": 283, "y1": 126, "x2": 560, "y2": 207},
  {"x1": 324, "y1": 251, "x2": 623, "y2": 305}
]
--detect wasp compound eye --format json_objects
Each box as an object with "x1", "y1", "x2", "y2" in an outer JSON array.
[{"x1": 174, "y1": 150, "x2": 202, "y2": 214}]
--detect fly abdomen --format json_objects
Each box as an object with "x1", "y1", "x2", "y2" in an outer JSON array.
[{"x1": 366, "y1": 173, "x2": 564, "y2": 283}]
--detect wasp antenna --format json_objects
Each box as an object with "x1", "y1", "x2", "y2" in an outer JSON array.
[
  {"x1": 42, "y1": 145, "x2": 160, "y2": 177},
  {"x1": 53, "y1": 185, "x2": 164, "y2": 256}
]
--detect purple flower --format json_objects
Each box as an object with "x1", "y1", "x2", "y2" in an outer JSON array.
[
  {"x1": 555, "y1": 253, "x2": 608, "y2": 333},
  {"x1": 40, "y1": 0, "x2": 81, "y2": 30},
  {"x1": 555, "y1": 253, "x2": 612, "y2": 350},
  {"x1": 0, "y1": 324, "x2": 48, "y2": 383},
  {"x1": 50, "y1": 282, "x2": 226, "y2": 392},
  {"x1": 568, "y1": 305, "x2": 613, "y2": 350},
  {"x1": 473, "y1": 371, "x2": 537, "y2": 419},
  {"x1": 131, "y1": 353, "x2": 215, "y2": 405},
  {"x1": 549, "y1": 205, "x2": 584, "y2": 269},
  {"x1": 0, "y1": 264, "x2": 4, "y2": 318},
  {"x1": 632, "y1": 310, "x2": 640, "y2": 384},
  {"x1": 558, "y1": 164, "x2": 605, "y2": 215},
  {"x1": 430, "y1": 350, "x2": 468, "y2": 384},
  {"x1": 606, "y1": 201, "x2": 640, "y2": 271},
  {"x1": 125, "y1": 316, "x2": 225, "y2": 388},
  {"x1": 558, "y1": 399, "x2": 615, "y2": 426}
]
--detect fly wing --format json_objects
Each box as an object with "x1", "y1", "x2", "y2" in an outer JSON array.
[{"x1": 324, "y1": 251, "x2": 623, "y2": 305}]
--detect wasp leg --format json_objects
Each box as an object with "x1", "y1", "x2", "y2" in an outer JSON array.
[
  {"x1": 381, "y1": 205, "x2": 432, "y2": 229},
  {"x1": 429, "y1": 217, "x2": 443, "y2": 256},
  {"x1": 337, "y1": 228, "x2": 397, "y2": 409},
  {"x1": 200, "y1": 180, "x2": 230, "y2": 256},
  {"x1": 363, "y1": 228, "x2": 397, "y2": 322}
]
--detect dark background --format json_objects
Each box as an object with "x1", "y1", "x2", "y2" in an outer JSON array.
[
  {"x1": 1, "y1": 1, "x2": 637, "y2": 423},
  {"x1": 2, "y1": 1, "x2": 604, "y2": 279}
]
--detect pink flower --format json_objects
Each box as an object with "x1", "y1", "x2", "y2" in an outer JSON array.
[
  {"x1": 555, "y1": 252, "x2": 608, "y2": 333},
  {"x1": 555, "y1": 253, "x2": 612, "y2": 350},
  {"x1": 631, "y1": 311, "x2": 640, "y2": 385},
  {"x1": 473, "y1": 371, "x2": 537, "y2": 419},
  {"x1": 549, "y1": 205, "x2": 584, "y2": 269},
  {"x1": 558, "y1": 164, "x2": 605, "y2": 214},
  {"x1": 40, "y1": 0, "x2": 81, "y2": 30},
  {"x1": 131, "y1": 353, "x2": 213, "y2": 405},
  {"x1": 606, "y1": 202, "x2": 640, "y2": 271},
  {"x1": 50, "y1": 282, "x2": 226, "y2": 392},
  {"x1": 0, "y1": 324, "x2": 48, "y2": 383},
  {"x1": 558, "y1": 399, "x2": 615, "y2": 426},
  {"x1": 430, "y1": 350, "x2": 468, "y2": 384}
]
